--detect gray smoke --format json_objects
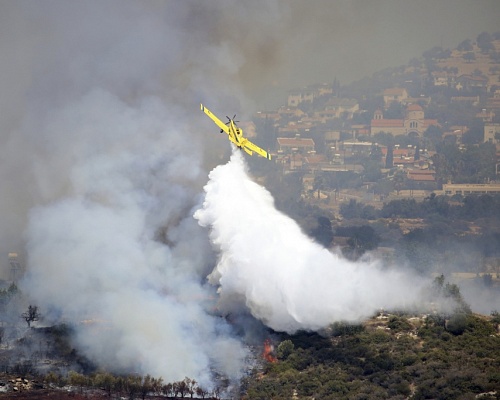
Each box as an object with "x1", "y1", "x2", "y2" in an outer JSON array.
[{"x1": 2, "y1": 0, "x2": 285, "y2": 386}]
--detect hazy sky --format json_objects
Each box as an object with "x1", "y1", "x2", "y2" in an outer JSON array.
[{"x1": 250, "y1": 0, "x2": 500, "y2": 107}]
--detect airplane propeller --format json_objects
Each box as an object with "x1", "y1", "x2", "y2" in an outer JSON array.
[{"x1": 225, "y1": 115, "x2": 239, "y2": 125}]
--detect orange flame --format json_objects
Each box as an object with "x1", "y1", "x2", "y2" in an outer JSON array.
[{"x1": 262, "y1": 339, "x2": 277, "y2": 363}]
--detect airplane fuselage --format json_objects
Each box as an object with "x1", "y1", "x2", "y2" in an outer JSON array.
[{"x1": 201, "y1": 104, "x2": 271, "y2": 160}]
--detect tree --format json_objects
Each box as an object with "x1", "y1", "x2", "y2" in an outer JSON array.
[
  {"x1": 68, "y1": 371, "x2": 89, "y2": 394},
  {"x1": 22, "y1": 305, "x2": 40, "y2": 328},
  {"x1": 277, "y1": 340, "x2": 295, "y2": 360},
  {"x1": 477, "y1": 32, "x2": 494, "y2": 53},
  {"x1": 94, "y1": 372, "x2": 117, "y2": 397},
  {"x1": 313, "y1": 174, "x2": 325, "y2": 199},
  {"x1": 162, "y1": 383, "x2": 174, "y2": 397},
  {"x1": 424, "y1": 125, "x2": 443, "y2": 145},
  {"x1": 446, "y1": 312, "x2": 467, "y2": 335},
  {"x1": 340, "y1": 199, "x2": 363, "y2": 219},
  {"x1": 393, "y1": 170, "x2": 407, "y2": 195},
  {"x1": 369, "y1": 143, "x2": 383, "y2": 162},
  {"x1": 457, "y1": 39, "x2": 473, "y2": 52},
  {"x1": 362, "y1": 159, "x2": 382, "y2": 182},
  {"x1": 174, "y1": 379, "x2": 189, "y2": 398},
  {"x1": 385, "y1": 144, "x2": 394, "y2": 168},
  {"x1": 124, "y1": 375, "x2": 141, "y2": 400},
  {"x1": 463, "y1": 52, "x2": 476, "y2": 63},
  {"x1": 310, "y1": 216, "x2": 334, "y2": 248},
  {"x1": 385, "y1": 101, "x2": 404, "y2": 119},
  {"x1": 337, "y1": 225, "x2": 380, "y2": 259},
  {"x1": 138, "y1": 375, "x2": 153, "y2": 400},
  {"x1": 196, "y1": 386, "x2": 209, "y2": 399},
  {"x1": 185, "y1": 378, "x2": 197, "y2": 398}
]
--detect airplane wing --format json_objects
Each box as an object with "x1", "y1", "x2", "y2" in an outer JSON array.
[
  {"x1": 200, "y1": 104, "x2": 229, "y2": 134},
  {"x1": 243, "y1": 140, "x2": 272, "y2": 160}
]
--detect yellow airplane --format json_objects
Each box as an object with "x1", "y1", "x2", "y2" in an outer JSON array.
[{"x1": 201, "y1": 104, "x2": 271, "y2": 160}]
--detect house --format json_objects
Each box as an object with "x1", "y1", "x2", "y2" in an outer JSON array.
[
  {"x1": 287, "y1": 89, "x2": 314, "y2": 107},
  {"x1": 431, "y1": 71, "x2": 456, "y2": 87},
  {"x1": 383, "y1": 87, "x2": 408, "y2": 105},
  {"x1": 451, "y1": 95, "x2": 480, "y2": 106},
  {"x1": 484, "y1": 123, "x2": 500, "y2": 143},
  {"x1": 485, "y1": 93, "x2": 500, "y2": 111},
  {"x1": 278, "y1": 107, "x2": 305, "y2": 119},
  {"x1": 303, "y1": 154, "x2": 328, "y2": 172},
  {"x1": 407, "y1": 169, "x2": 436, "y2": 183},
  {"x1": 443, "y1": 126, "x2": 468, "y2": 144},
  {"x1": 456, "y1": 74, "x2": 489, "y2": 92},
  {"x1": 276, "y1": 136, "x2": 315, "y2": 154},
  {"x1": 287, "y1": 84, "x2": 333, "y2": 107},
  {"x1": 320, "y1": 98, "x2": 359, "y2": 119},
  {"x1": 308, "y1": 83, "x2": 334, "y2": 97},
  {"x1": 476, "y1": 109, "x2": 495, "y2": 122},
  {"x1": 254, "y1": 111, "x2": 281, "y2": 123},
  {"x1": 441, "y1": 183, "x2": 500, "y2": 196},
  {"x1": 341, "y1": 141, "x2": 373, "y2": 157}
]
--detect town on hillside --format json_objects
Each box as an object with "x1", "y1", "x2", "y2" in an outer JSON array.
[
  {"x1": 249, "y1": 32, "x2": 500, "y2": 208},
  {"x1": 243, "y1": 32, "x2": 500, "y2": 285}
]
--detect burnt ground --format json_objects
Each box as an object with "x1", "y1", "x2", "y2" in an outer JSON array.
[{"x1": 0, "y1": 390, "x2": 93, "y2": 399}]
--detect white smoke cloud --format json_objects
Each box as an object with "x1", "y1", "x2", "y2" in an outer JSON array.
[
  {"x1": 7, "y1": 0, "x2": 288, "y2": 386},
  {"x1": 21, "y1": 88, "x2": 248, "y2": 385},
  {"x1": 195, "y1": 151, "x2": 426, "y2": 333}
]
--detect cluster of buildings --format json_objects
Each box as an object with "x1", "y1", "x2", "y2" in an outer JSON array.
[
  {"x1": 254, "y1": 84, "x2": 441, "y2": 187},
  {"x1": 249, "y1": 38, "x2": 500, "y2": 196},
  {"x1": 251, "y1": 70, "x2": 500, "y2": 192}
]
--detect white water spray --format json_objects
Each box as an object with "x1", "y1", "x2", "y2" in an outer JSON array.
[{"x1": 196, "y1": 151, "x2": 425, "y2": 333}]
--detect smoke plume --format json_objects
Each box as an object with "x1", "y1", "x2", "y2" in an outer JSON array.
[
  {"x1": 4, "y1": 0, "x2": 287, "y2": 386},
  {"x1": 195, "y1": 151, "x2": 426, "y2": 333}
]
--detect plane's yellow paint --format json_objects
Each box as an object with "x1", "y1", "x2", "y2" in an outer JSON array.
[{"x1": 201, "y1": 104, "x2": 271, "y2": 160}]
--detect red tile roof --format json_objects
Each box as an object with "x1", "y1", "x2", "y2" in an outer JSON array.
[
  {"x1": 371, "y1": 119, "x2": 404, "y2": 127},
  {"x1": 277, "y1": 137, "x2": 315, "y2": 147},
  {"x1": 407, "y1": 103, "x2": 423, "y2": 111}
]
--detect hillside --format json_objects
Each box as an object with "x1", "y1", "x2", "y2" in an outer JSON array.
[{"x1": 243, "y1": 312, "x2": 500, "y2": 399}]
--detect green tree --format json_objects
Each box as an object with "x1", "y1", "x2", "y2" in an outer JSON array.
[
  {"x1": 277, "y1": 340, "x2": 294, "y2": 360},
  {"x1": 363, "y1": 159, "x2": 382, "y2": 182},
  {"x1": 393, "y1": 170, "x2": 407, "y2": 195},
  {"x1": 68, "y1": 371, "x2": 89, "y2": 394},
  {"x1": 385, "y1": 101, "x2": 405, "y2": 119},
  {"x1": 414, "y1": 143, "x2": 421, "y2": 161},
  {"x1": 310, "y1": 216, "x2": 334, "y2": 248},
  {"x1": 339, "y1": 225, "x2": 380, "y2": 258},
  {"x1": 340, "y1": 199, "x2": 363, "y2": 219},
  {"x1": 385, "y1": 144, "x2": 394, "y2": 168},
  {"x1": 313, "y1": 174, "x2": 325, "y2": 199},
  {"x1": 94, "y1": 372, "x2": 117, "y2": 397},
  {"x1": 457, "y1": 39, "x2": 473, "y2": 52},
  {"x1": 424, "y1": 124, "x2": 443, "y2": 145},
  {"x1": 446, "y1": 312, "x2": 467, "y2": 335},
  {"x1": 125, "y1": 375, "x2": 141, "y2": 400},
  {"x1": 477, "y1": 31, "x2": 494, "y2": 53},
  {"x1": 463, "y1": 52, "x2": 476, "y2": 63},
  {"x1": 138, "y1": 375, "x2": 153, "y2": 400}
]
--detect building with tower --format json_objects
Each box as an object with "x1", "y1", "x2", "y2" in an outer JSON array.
[{"x1": 370, "y1": 104, "x2": 439, "y2": 137}]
